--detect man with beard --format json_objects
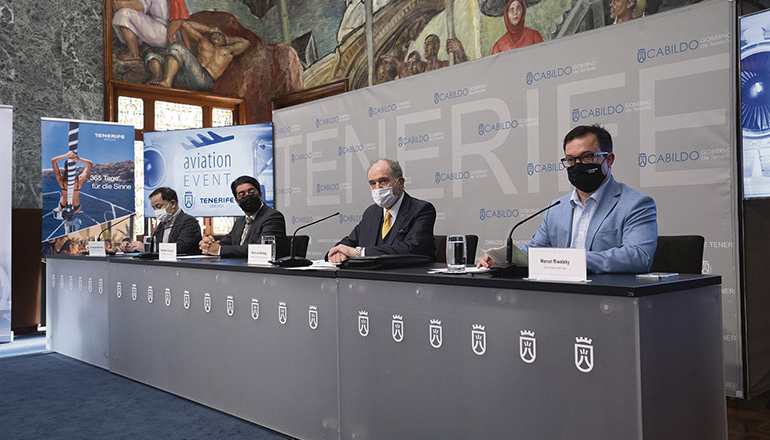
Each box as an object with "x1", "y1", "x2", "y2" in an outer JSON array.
[
  {"x1": 199, "y1": 176, "x2": 286, "y2": 258},
  {"x1": 477, "y1": 125, "x2": 657, "y2": 273},
  {"x1": 145, "y1": 21, "x2": 250, "y2": 91}
]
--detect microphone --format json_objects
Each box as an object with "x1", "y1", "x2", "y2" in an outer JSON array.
[
  {"x1": 96, "y1": 215, "x2": 132, "y2": 241},
  {"x1": 273, "y1": 211, "x2": 340, "y2": 267},
  {"x1": 491, "y1": 200, "x2": 561, "y2": 278},
  {"x1": 134, "y1": 221, "x2": 170, "y2": 259}
]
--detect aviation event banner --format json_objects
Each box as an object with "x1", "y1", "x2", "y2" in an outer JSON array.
[
  {"x1": 273, "y1": 2, "x2": 740, "y2": 395},
  {"x1": 0, "y1": 105, "x2": 12, "y2": 342},
  {"x1": 142, "y1": 123, "x2": 274, "y2": 218},
  {"x1": 41, "y1": 119, "x2": 135, "y2": 242}
]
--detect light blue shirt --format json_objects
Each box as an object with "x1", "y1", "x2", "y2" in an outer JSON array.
[{"x1": 569, "y1": 176, "x2": 610, "y2": 249}]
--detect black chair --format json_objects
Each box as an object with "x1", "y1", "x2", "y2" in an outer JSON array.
[
  {"x1": 649, "y1": 235, "x2": 705, "y2": 274},
  {"x1": 434, "y1": 235, "x2": 479, "y2": 264},
  {"x1": 275, "y1": 235, "x2": 310, "y2": 259}
]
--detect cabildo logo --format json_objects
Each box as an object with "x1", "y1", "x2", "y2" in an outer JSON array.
[
  {"x1": 316, "y1": 182, "x2": 350, "y2": 193},
  {"x1": 478, "y1": 120, "x2": 518, "y2": 136},
  {"x1": 275, "y1": 124, "x2": 299, "y2": 135},
  {"x1": 527, "y1": 162, "x2": 565, "y2": 176},
  {"x1": 291, "y1": 215, "x2": 315, "y2": 225},
  {"x1": 315, "y1": 113, "x2": 349, "y2": 128},
  {"x1": 433, "y1": 84, "x2": 486, "y2": 105},
  {"x1": 338, "y1": 143, "x2": 374, "y2": 155},
  {"x1": 572, "y1": 104, "x2": 625, "y2": 122},
  {"x1": 339, "y1": 213, "x2": 363, "y2": 223},
  {"x1": 637, "y1": 40, "x2": 699, "y2": 63},
  {"x1": 526, "y1": 66, "x2": 571, "y2": 85},
  {"x1": 638, "y1": 150, "x2": 699, "y2": 167},
  {"x1": 369, "y1": 104, "x2": 396, "y2": 117},
  {"x1": 434, "y1": 169, "x2": 488, "y2": 183},
  {"x1": 276, "y1": 187, "x2": 299, "y2": 195},
  {"x1": 399, "y1": 134, "x2": 428, "y2": 148},
  {"x1": 291, "y1": 151, "x2": 322, "y2": 163},
  {"x1": 480, "y1": 208, "x2": 521, "y2": 221}
]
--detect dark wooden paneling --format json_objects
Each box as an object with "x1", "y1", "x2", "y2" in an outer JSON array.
[{"x1": 12, "y1": 209, "x2": 42, "y2": 334}]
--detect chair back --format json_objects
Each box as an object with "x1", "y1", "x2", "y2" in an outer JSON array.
[
  {"x1": 649, "y1": 235, "x2": 705, "y2": 274},
  {"x1": 434, "y1": 235, "x2": 479, "y2": 264},
  {"x1": 275, "y1": 235, "x2": 310, "y2": 259}
]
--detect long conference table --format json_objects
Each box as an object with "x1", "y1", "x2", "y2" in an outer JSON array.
[{"x1": 46, "y1": 254, "x2": 727, "y2": 440}]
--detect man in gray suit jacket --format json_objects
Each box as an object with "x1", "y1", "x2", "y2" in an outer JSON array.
[
  {"x1": 199, "y1": 175, "x2": 286, "y2": 258},
  {"x1": 478, "y1": 125, "x2": 657, "y2": 273}
]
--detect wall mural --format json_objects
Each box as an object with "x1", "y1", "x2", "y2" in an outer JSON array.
[{"x1": 108, "y1": 0, "x2": 701, "y2": 120}]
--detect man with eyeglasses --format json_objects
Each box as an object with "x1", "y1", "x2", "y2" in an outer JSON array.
[
  {"x1": 327, "y1": 158, "x2": 437, "y2": 263},
  {"x1": 199, "y1": 175, "x2": 286, "y2": 257},
  {"x1": 478, "y1": 124, "x2": 657, "y2": 273}
]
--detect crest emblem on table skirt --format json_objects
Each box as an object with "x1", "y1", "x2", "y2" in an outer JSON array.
[
  {"x1": 519, "y1": 330, "x2": 536, "y2": 363},
  {"x1": 575, "y1": 337, "x2": 594, "y2": 373},
  {"x1": 358, "y1": 311, "x2": 369, "y2": 337},
  {"x1": 392, "y1": 315, "x2": 403, "y2": 342},
  {"x1": 430, "y1": 319, "x2": 442, "y2": 348}
]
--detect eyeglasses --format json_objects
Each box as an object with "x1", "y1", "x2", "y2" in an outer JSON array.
[
  {"x1": 560, "y1": 152, "x2": 609, "y2": 167},
  {"x1": 236, "y1": 188, "x2": 259, "y2": 200}
]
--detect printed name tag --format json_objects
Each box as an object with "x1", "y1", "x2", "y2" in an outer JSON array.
[
  {"x1": 159, "y1": 243, "x2": 177, "y2": 261},
  {"x1": 248, "y1": 244, "x2": 272, "y2": 265},
  {"x1": 88, "y1": 241, "x2": 106, "y2": 257},
  {"x1": 528, "y1": 248, "x2": 587, "y2": 282}
]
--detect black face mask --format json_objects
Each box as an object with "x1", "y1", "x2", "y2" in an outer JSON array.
[
  {"x1": 237, "y1": 194, "x2": 262, "y2": 213},
  {"x1": 567, "y1": 162, "x2": 606, "y2": 193}
]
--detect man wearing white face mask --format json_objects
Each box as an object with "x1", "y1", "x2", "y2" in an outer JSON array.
[
  {"x1": 119, "y1": 187, "x2": 202, "y2": 254},
  {"x1": 327, "y1": 158, "x2": 437, "y2": 263}
]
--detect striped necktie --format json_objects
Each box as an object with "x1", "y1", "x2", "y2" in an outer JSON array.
[
  {"x1": 240, "y1": 216, "x2": 253, "y2": 246},
  {"x1": 382, "y1": 211, "x2": 391, "y2": 239}
]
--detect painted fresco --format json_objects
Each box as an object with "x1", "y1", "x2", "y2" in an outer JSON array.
[{"x1": 110, "y1": 0, "x2": 703, "y2": 100}]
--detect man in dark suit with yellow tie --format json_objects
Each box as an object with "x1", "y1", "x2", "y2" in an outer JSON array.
[
  {"x1": 327, "y1": 158, "x2": 437, "y2": 263},
  {"x1": 199, "y1": 175, "x2": 286, "y2": 257}
]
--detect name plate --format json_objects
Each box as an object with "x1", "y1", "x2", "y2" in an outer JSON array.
[
  {"x1": 528, "y1": 248, "x2": 587, "y2": 282},
  {"x1": 88, "y1": 241, "x2": 106, "y2": 257},
  {"x1": 248, "y1": 244, "x2": 272, "y2": 265},
  {"x1": 159, "y1": 243, "x2": 177, "y2": 261}
]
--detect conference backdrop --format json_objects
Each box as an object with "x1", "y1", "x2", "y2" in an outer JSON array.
[
  {"x1": 0, "y1": 105, "x2": 12, "y2": 343},
  {"x1": 274, "y1": 1, "x2": 740, "y2": 396},
  {"x1": 142, "y1": 123, "x2": 274, "y2": 218},
  {"x1": 41, "y1": 119, "x2": 136, "y2": 251}
]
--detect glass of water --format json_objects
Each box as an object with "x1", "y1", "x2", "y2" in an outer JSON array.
[
  {"x1": 261, "y1": 235, "x2": 276, "y2": 261},
  {"x1": 446, "y1": 235, "x2": 467, "y2": 273}
]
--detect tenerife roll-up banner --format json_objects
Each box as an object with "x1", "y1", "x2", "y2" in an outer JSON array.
[
  {"x1": 0, "y1": 105, "x2": 12, "y2": 343},
  {"x1": 274, "y1": 1, "x2": 739, "y2": 395},
  {"x1": 41, "y1": 119, "x2": 136, "y2": 255}
]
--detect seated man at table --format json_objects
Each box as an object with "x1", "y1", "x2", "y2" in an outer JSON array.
[
  {"x1": 199, "y1": 175, "x2": 286, "y2": 257},
  {"x1": 327, "y1": 158, "x2": 437, "y2": 263},
  {"x1": 478, "y1": 124, "x2": 657, "y2": 273},
  {"x1": 119, "y1": 187, "x2": 202, "y2": 254}
]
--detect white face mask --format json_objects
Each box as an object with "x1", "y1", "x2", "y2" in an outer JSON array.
[
  {"x1": 372, "y1": 186, "x2": 398, "y2": 208},
  {"x1": 155, "y1": 204, "x2": 172, "y2": 223}
]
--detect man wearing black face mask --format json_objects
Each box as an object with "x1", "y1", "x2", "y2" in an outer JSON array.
[
  {"x1": 478, "y1": 125, "x2": 657, "y2": 273},
  {"x1": 199, "y1": 175, "x2": 286, "y2": 257}
]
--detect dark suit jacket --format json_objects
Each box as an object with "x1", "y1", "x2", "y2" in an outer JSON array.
[
  {"x1": 336, "y1": 192, "x2": 437, "y2": 260},
  {"x1": 152, "y1": 210, "x2": 202, "y2": 255},
  {"x1": 219, "y1": 204, "x2": 286, "y2": 258}
]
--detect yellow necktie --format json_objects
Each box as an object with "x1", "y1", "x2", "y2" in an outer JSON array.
[{"x1": 382, "y1": 211, "x2": 392, "y2": 239}]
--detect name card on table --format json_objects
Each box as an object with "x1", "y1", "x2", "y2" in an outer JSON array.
[
  {"x1": 159, "y1": 243, "x2": 177, "y2": 261},
  {"x1": 528, "y1": 248, "x2": 587, "y2": 282},
  {"x1": 248, "y1": 244, "x2": 272, "y2": 265},
  {"x1": 88, "y1": 241, "x2": 106, "y2": 257}
]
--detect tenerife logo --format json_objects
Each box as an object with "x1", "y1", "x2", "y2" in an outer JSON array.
[
  {"x1": 251, "y1": 299, "x2": 260, "y2": 320},
  {"x1": 471, "y1": 325, "x2": 487, "y2": 356},
  {"x1": 638, "y1": 151, "x2": 699, "y2": 167},
  {"x1": 227, "y1": 295, "x2": 234, "y2": 317},
  {"x1": 526, "y1": 65, "x2": 572, "y2": 85},
  {"x1": 392, "y1": 315, "x2": 404, "y2": 342},
  {"x1": 527, "y1": 162, "x2": 564, "y2": 176},
  {"x1": 78, "y1": 277, "x2": 83, "y2": 291},
  {"x1": 204, "y1": 293, "x2": 211, "y2": 313},
  {"x1": 358, "y1": 311, "x2": 369, "y2": 337},
  {"x1": 572, "y1": 105, "x2": 624, "y2": 122},
  {"x1": 116, "y1": 282, "x2": 122, "y2": 299},
  {"x1": 638, "y1": 40, "x2": 698, "y2": 63},
  {"x1": 369, "y1": 103, "x2": 396, "y2": 117},
  {"x1": 574, "y1": 337, "x2": 594, "y2": 373},
  {"x1": 429, "y1": 319, "x2": 443, "y2": 348},
  {"x1": 88, "y1": 277, "x2": 93, "y2": 293},
  {"x1": 165, "y1": 288, "x2": 171, "y2": 307},
  {"x1": 520, "y1": 330, "x2": 536, "y2": 363},
  {"x1": 279, "y1": 302, "x2": 288, "y2": 324},
  {"x1": 99, "y1": 278, "x2": 103, "y2": 294},
  {"x1": 183, "y1": 290, "x2": 190, "y2": 309},
  {"x1": 184, "y1": 191, "x2": 194, "y2": 209},
  {"x1": 147, "y1": 286, "x2": 154, "y2": 304},
  {"x1": 702, "y1": 260, "x2": 711, "y2": 275},
  {"x1": 131, "y1": 284, "x2": 137, "y2": 301},
  {"x1": 309, "y1": 305, "x2": 318, "y2": 330},
  {"x1": 479, "y1": 208, "x2": 520, "y2": 221}
]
